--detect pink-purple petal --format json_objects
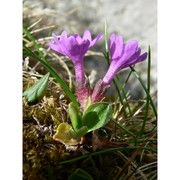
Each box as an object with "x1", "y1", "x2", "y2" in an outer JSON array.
[
  {"x1": 136, "y1": 52, "x2": 148, "y2": 63},
  {"x1": 116, "y1": 35, "x2": 124, "y2": 56},
  {"x1": 63, "y1": 36, "x2": 90, "y2": 63},
  {"x1": 73, "y1": 34, "x2": 83, "y2": 44},
  {"x1": 118, "y1": 47, "x2": 141, "y2": 69},
  {"x1": 111, "y1": 35, "x2": 124, "y2": 61},
  {"x1": 89, "y1": 33, "x2": 103, "y2": 47},
  {"x1": 63, "y1": 36, "x2": 79, "y2": 61},
  {"x1": 117, "y1": 40, "x2": 138, "y2": 66},
  {"x1": 47, "y1": 42, "x2": 64, "y2": 54},
  {"x1": 60, "y1": 31, "x2": 67, "y2": 41},
  {"x1": 109, "y1": 41, "x2": 116, "y2": 60},
  {"x1": 123, "y1": 52, "x2": 147, "y2": 68},
  {"x1": 122, "y1": 40, "x2": 138, "y2": 59},
  {"x1": 52, "y1": 33, "x2": 60, "y2": 44},
  {"x1": 83, "y1": 30, "x2": 92, "y2": 42},
  {"x1": 109, "y1": 33, "x2": 116, "y2": 48}
]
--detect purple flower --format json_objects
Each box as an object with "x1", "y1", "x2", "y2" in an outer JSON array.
[
  {"x1": 48, "y1": 30, "x2": 103, "y2": 109},
  {"x1": 92, "y1": 33, "x2": 147, "y2": 102},
  {"x1": 48, "y1": 30, "x2": 102, "y2": 82}
]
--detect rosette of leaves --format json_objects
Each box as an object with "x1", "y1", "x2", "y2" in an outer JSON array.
[{"x1": 53, "y1": 102, "x2": 112, "y2": 146}]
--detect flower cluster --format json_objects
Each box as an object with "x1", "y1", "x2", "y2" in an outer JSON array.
[{"x1": 48, "y1": 30, "x2": 147, "y2": 110}]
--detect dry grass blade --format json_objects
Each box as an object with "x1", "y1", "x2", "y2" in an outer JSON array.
[
  {"x1": 132, "y1": 162, "x2": 157, "y2": 178},
  {"x1": 30, "y1": 25, "x2": 55, "y2": 34},
  {"x1": 115, "y1": 151, "x2": 147, "y2": 180},
  {"x1": 27, "y1": 18, "x2": 42, "y2": 30}
]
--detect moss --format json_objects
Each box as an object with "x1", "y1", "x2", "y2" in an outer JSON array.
[{"x1": 23, "y1": 73, "x2": 68, "y2": 179}]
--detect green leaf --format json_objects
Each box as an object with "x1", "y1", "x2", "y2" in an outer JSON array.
[
  {"x1": 140, "y1": 45, "x2": 151, "y2": 135},
  {"x1": 82, "y1": 102, "x2": 112, "y2": 132},
  {"x1": 23, "y1": 73, "x2": 50, "y2": 102},
  {"x1": 68, "y1": 102, "x2": 83, "y2": 131},
  {"x1": 23, "y1": 27, "x2": 46, "y2": 62},
  {"x1": 130, "y1": 65, "x2": 157, "y2": 119},
  {"x1": 69, "y1": 126, "x2": 88, "y2": 139},
  {"x1": 68, "y1": 168, "x2": 93, "y2": 180},
  {"x1": 104, "y1": 19, "x2": 109, "y2": 58}
]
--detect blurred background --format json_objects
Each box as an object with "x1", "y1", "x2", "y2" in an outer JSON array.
[{"x1": 23, "y1": 0, "x2": 157, "y2": 100}]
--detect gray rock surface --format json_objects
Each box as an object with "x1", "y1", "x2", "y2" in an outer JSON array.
[{"x1": 24, "y1": 0, "x2": 157, "y2": 99}]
